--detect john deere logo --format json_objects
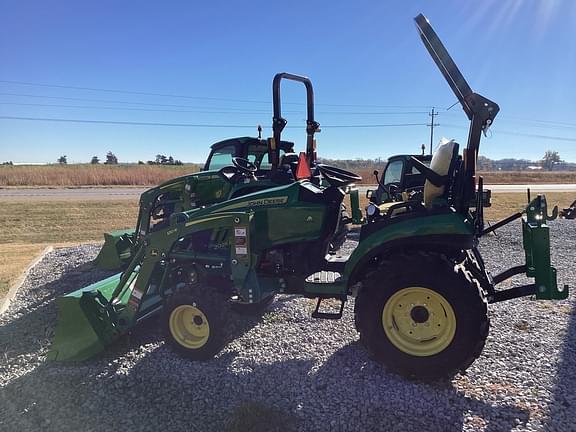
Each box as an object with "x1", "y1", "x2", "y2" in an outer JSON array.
[
  {"x1": 218, "y1": 196, "x2": 288, "y2": 211},
  {"x1": 246, "y1": 197, "x2": 288, "y2": 207}
]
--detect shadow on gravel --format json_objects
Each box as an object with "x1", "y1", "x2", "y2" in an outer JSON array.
[
  {"x1": 542, "y1": 226, "x2": 576, "y2": 430},
  {"x1": 0, "y1": 344, "x2": 313, "y2": 432},
  {"x1": 0, "y1": 258, "x2": 115, "y2": 360},
  {"x1": 1, "y1": 338, "x2": 530, "y2": 432},
  {"x1": 545, "y1": 299, "x2": 575, "y2": 429},
  {"x1": 309, "y1": 342, "x2": 529, "y2": 432}
]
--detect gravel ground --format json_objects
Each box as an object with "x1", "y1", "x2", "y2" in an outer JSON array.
[{"x1": 0, "y1": 220, "x2": 574, "y2": 432}]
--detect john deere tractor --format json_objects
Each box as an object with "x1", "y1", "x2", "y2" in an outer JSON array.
[
  {"x1": 365, "y1": 152, "x2": 432, "y2": 219},
  {"x1": 49, "y1": 14, "x2": 568, "y2": 379},
  {"x1": 95, "y1": 83, "x2": 351, "y2": 271}
]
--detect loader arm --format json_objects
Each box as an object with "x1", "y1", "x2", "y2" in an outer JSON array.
[{"x1": 49, "y1": 210, "x2": 256, "y2": 362}]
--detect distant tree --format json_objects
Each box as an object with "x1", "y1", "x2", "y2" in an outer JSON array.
[
  {"x1": 105, "y1": 151, "x2": 118, "y2": 165},
  {"x1": 146, "y1": 155, "x2": 183, "y2": 165},
  {"x1": 58, "y1": 155, "x2": 68, "y2": 164},
  {"x1": 155, "y1": 154, "x2": 168, "y2": 165},
  {"x1": 542, "y1": 150, "x2": 561, "y2": 171},
  {"x1": 138, "y1": 160, "x2": 145, "y2": 165},
  {"x1": 90, "y1": 156, "x2": 100, "y2": 164},
  {"x1": 477, "y1": 155, "x2": 494, "y2": 171},
  {"x1": 2, "y1": 161, "x2": 13, "y2": 165}
]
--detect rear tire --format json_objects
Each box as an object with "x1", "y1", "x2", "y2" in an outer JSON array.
[
  {"x1": 162, "y1": 287, "x2": 228, "y2": 360},
  {"x1": 355, "y1": 251, "x2": 489, "y2": 379}
]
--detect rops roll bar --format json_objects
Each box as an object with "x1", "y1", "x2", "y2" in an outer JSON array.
[
  {"x1": 414, "y1": 14, "x2": 500, "y2": 210},
  {"x1": 271, "y1": 73, "x2": 320, "y2": 171}
]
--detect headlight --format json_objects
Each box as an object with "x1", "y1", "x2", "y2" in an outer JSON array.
[{"x1": 367, "y1": 203, "x2": 379, "y2": 217}]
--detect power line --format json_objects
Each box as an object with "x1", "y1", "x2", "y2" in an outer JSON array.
[
  {"x1": 0, "y1": 115, "x2": 428, "y2": 129},
  {"x1": 0, "y1": 116, "x2": 258, "y2": 128},
  {"x1": 495, "y1": 130, "x2": 576, "y2": 142},
  {"x1": 0, "y1": 79, "x2": 434, "y2": 109},
  {"x1": 0, "y1": 79, "x2": 268, "y2": 104},
  {"x1": 441, "y1": 110, "x2": 576, "y2": 130},
  {"x1": 0, "y1": 102, "x2": 273, "y2": 115},
  {"x1": 441, "y1": 123, "x2": 576, "y2": 142},
  {"x1": 0, "y1": 92, "x2": 275, "y2": 112},
  {"x1": 0, "y1": 100, "x2": 430, "y2": 116},
  {"x1": 322, "y1": 123, "x2": 428, "y2": 128}
]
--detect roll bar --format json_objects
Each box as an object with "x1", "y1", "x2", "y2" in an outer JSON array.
[
  {"x1": 271, "y1": 73, "x2": 320, "y2": 171},
  {"x1": 414, "y1": 14, "x2": 500, "y2": 209}
]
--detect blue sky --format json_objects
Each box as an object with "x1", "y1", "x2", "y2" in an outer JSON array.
[{"x1": 1, "y1": 0, "x2": 575, "y2": 164}]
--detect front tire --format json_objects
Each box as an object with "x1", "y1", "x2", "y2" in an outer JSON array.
[
  {"x1": 355, "y1": 251, "x2": 489, "y2": 379},
  {"x1": 162, "y1": 288, "x2": 228, "y2": 360}
]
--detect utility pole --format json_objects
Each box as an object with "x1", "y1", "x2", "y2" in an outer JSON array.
[{"x1": 427, "y1": 107, "x2": 439, "y2": 155}]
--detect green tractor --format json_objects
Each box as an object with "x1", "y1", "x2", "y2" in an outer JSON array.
[
  {"x1": 365, "y1": 152, "x2": 432, "y2": 219},
  {"x1": 365, "y1": 149, "x2": 492, "y2": 222},
  {"x1": 95, "y1": 88, "x2": 351, "y2": 270},
  {"x1": 49, "y1": 14, "x2": 568, "y2": 379}
]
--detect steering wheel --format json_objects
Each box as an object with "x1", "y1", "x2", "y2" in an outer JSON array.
[
  {"x1": 316, "y1": 164, "x2": 362, "y2": 187},
  {"x1": 384, "y1": 182, "x2": 401, "y2": 195},
  {"x1": 232, "y1": 157, "x2": 257, "y2": 175}
]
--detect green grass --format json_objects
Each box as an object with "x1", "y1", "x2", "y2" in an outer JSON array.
[
  {"x1": 0, "y1": 199, "x2": 139, "y2": 298},
  {"x1": 0, "y1": 200, "x2": 139, "y2": 244}
]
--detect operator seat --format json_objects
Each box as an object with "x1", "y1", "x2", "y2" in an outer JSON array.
[
  {"x1": 375, "y1": 139, "x2": 459, "y2": 219},
  {"x1": 272, "y1": 152, "x2": 299, "y2": 183},
  {"x1": 280, "y1": 152, "x2": 299, "y2": 173},
  {"x1": 423, "y1": 138, "x2": 459, "y2": 208}
]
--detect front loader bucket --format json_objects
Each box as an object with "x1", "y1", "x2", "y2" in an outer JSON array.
[
  {"x1": 48, "y1": 272, "x2": 133, "y2": 362},
  {"x1": 95, "y1": 229, "x2": 135, "y2": 270}
]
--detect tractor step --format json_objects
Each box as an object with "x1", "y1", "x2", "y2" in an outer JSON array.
[
  {"x1": 306, "y1": 271, "x2": 342, "y2": 284},
  {"x1": 311, "y1": 296, "x2": 346, "y2": 320},
  {"x1": 304, "y1": 271, "x2": 346, "y2": 296}
]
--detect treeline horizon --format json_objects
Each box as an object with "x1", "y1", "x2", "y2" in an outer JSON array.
[
  {"x1": 318, "y1": 155, "x2": 576, "y2": 172},
  {"x1": 2, "y1": 154, "x2": 575, "y2": 172}
]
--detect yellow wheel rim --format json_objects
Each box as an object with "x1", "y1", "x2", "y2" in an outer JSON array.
[
  {"x1": 169, "y1": 305, "x2": 210, "y2": 349},
  {"x1": 382, "y1": 287, "x2": 456, "y2": 357}
]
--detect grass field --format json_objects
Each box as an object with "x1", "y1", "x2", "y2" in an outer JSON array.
[
  {"x1": 0, "y1": 192, "x2": 574, "y2": 299},
  {"x1": 0, "y1": 164, "x2": 199, "y2": 186},
  {"x1": 0, "y1": 199, "x2": 139, "y2": 298},
  {"x1": 1, "y1": 164, "x2": 575, "y2": 187}
]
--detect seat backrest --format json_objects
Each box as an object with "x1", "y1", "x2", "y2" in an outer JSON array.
[
  {"x1": 423, "y1": 139, "x2": 459, "y2": 208},
  {"x1": 278, "y1": 152, "x2": 299, "y2": 178}
]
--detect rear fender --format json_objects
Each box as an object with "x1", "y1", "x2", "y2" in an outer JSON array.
[{"x1": 343, "y1": 213, "x2": 474, "y2": 287}]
